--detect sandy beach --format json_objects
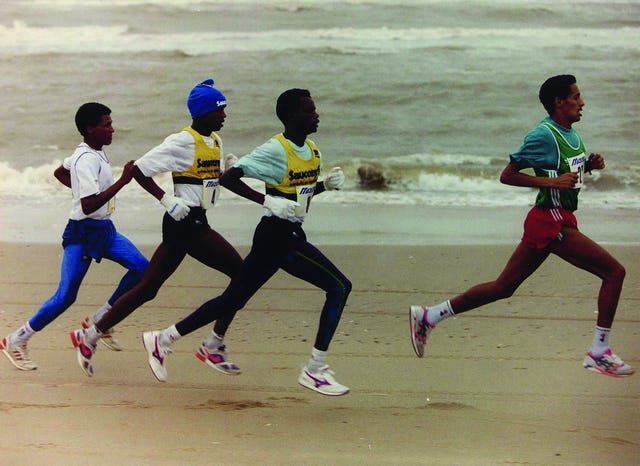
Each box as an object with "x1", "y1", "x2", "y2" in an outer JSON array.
[{"x1": 1, "y1": 239, "x2": 638, "y2": 465}]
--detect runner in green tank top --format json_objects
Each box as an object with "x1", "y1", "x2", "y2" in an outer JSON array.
[{"x1": 409, "y1": 74, "x2": 633, "y2": 377}]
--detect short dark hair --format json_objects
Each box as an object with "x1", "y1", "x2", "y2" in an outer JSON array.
[
  {"x1": 538, "y1": 75, "x2": 576, "y2": 115},
  {"x1": 276, "y1": 88, "x2": 311, "y2": 123},
  {"x1": 75, "y1": 102, "x2": 111, "y2": 137}
]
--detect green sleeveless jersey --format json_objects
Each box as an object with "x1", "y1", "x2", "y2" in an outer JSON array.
[{"x1": 533, "y1": 122, "x2": 586, "y2": 211}]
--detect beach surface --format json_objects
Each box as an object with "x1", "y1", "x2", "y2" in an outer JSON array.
[{"x1": 1, "y1": 236, "x2": 639, "y2": 465}]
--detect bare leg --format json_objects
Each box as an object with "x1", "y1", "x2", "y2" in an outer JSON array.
[
  {"x1": 450, "y1": 242, "x2": 550, "y2": 314},
  {"x1": 185, "y1": 229, "x2": 243, "y2": 337},
  {"x1": 96, "y1": 243, "x2": 186, "y2": 331},
  {"x1": 547, "y1": 227, "x2": 625, "y2": 328}
]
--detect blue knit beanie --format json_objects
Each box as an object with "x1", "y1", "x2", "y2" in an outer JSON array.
[{"x1": 187, "y1": 79, "x2": 227, "y2": 119}]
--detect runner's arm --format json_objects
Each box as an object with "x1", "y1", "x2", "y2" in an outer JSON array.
[
  {"x1": 219, "y1": 166, "x2": 265, "y2": 204},
  {"x1": 53, "y1": 165, "x2": 72, "y2": 188},
  {"x1": 81, "y1": 160, "x2": 135, "y2": 214},
  {"x1": 500, "y1": 161, "x2": 578, "y2": 190},
  {"x1": 132, "y1": 164, "x2": 166, "y2": 200}
]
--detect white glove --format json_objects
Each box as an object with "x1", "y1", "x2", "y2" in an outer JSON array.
[
  {"x1": 324, "y1": 166, "x2": 345, "y2": 191},
  {"x1": 224, "y1": 153, "x2": 239, "y2": 170},
  {"x1": 160, "y1": 194, "x2": 190, "y2": 221},
  {"x1": 263, "y1": 194, "x2": 299, "y2": 219}
]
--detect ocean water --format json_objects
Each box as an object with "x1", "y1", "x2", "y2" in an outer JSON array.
[{"x1": 0, "y1": 0, "x2": 639, "y2": 211}]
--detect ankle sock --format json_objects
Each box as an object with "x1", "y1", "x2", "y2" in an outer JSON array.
[
  {"x1": 204, "y1": 330, "x2": 224, "y2": 350},
  {"x1": 12, "y1": 322, "x2": 35, "y2": 345},
  {"x1": 589, "y1": 326, "x2": 610, "y2": 356},
  {"x1": 85, "y1": 325, "x2": 102, "y2": 346},
  {"x1": 161, "y1": 325, "x2": 181, "y2": 347},
  {"x1": 426, "y1": 300, "x2": 454, "y2": 326},
  {"x1": 306, "y1": 347, "x2": 327, "y2": 373}
]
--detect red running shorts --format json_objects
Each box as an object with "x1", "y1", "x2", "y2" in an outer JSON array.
[{"x1": 521, "y1": 206, "x2": 578, "y2": 250}]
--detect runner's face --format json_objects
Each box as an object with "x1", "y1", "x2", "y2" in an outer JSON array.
[
  {"x1": 557, "y1": 83, "x2": 584, "y2": 124},
  {"x1": 296, "y1": 96, "x2": 319, "y2": 134},
  {"x1": 201, "y1": 107, "x2": 226, "y2": 132},
  {"x1": 89, "y1": 115, "x2": 114, "y2": 146}
]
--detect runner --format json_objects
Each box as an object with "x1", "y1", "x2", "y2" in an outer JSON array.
[
  {"x1": 140, "y1": 88, "x2": 352, "y2": 395},
  {"x1": 409, "y1": 74, "x2": 634, "y2": 378},
  {"x1": 70, "y1": 79, "x2": 243, "y2": 377},
  {"x1": 1, "y1": 102, "x2": 148, "y2": 371}
]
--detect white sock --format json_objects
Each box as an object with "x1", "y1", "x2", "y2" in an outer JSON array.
[
  {"x1": 426, "y1": 300, "x2": 454, "y2": 326},
  {"x1": 12, "y1": 322, "x2": 35, "y2": 345},
  {"x1": 589, "y1": 326, "x2": 610, "y2": 356},
  {"x1": 306, "y1": 347, "x2": 327, "y2": 373},
  {"x1": 160, "y1": 325, "x2": 181, "y2": 347},
  {"x1": 204, "y1": 330, "x2": 224, "y2": 350},
  {"x1": 92, "y1": 302, "x2": 112, "y2": 323},
  {"x1": 86, "y1": 325, "x2": 103, "y2": 346}
]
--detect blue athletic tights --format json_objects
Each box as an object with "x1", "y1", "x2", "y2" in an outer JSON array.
[{"x1": 28, "y1": 232, "x2": 148, "y2": 331}]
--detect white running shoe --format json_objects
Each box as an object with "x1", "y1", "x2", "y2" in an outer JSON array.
[
  {"x1": 70, "y1": 329, "x2": 97, "y2": 377},
  {"x1": 142, "y1": 331, "x2": 172, "y2": 382},
  {"x1": 298, "y1": 365, "x2": 350, "y2": 396},
  {"x1": 583, "y1": 348, "x2": 635, "y2": 378},
  {"x1": 82, "y1": 316, "x2": 122, "y2": 351},
  {"x1": 0, "y1": 335, "x2": 37, "y2": 370},
  {"x1": 409, "y1": 305, "x2": 433, "y2": 358},
  {"x1": 195, "y1": 343, "x2": 241, "y2": 375}
]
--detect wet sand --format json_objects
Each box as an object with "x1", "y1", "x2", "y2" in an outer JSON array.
[{"x1": 1, "y1": 241, "x2": 638, "y2": 465}]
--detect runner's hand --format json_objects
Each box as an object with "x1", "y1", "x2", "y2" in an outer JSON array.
[
  {"x1": 160, "y1": 194, "x2": 190, "y2": 221},
  {"x1": 224, "y1": 153, "x2": 239, "y2": 170},
  {"x1": 588, "y1": 153, "x2": 604, "y2": 170},
  {"x1": 120, "y1": 160, "x2": 136, "y2": 184},
  {"x1": 263, "y1": 195, "x2": 299, "y2": 219},
  {"x1": 324, "y1": 166, "x2": 345, "y2": 190},
  {"x1": 555, "y1": 172, "x2": 579, "y2": 189}
]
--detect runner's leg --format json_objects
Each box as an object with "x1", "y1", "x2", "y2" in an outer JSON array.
[
  {"x1": 548, "y1": 227, "x2": 625, "y2": 328},
  {"x1": 449, "y1": 242, "x2": 550, "y2": 314},
  {"x1": 186, "y1": 228, "x2": 243, "y2": 337},
  {"x1": 280, "y1": 240, "x2": 352, "y2": 351},
  {"x1": 96, "y1": 242, "x2": 186, "y2": 332}
]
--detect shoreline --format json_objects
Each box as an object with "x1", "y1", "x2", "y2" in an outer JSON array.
[{"x1": 1, "y1": 202, "x2": 638, "y2": 247}]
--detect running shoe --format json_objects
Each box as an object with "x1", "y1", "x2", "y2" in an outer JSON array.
[
  {"x1": 142, "y1": 331, "x2": 172, "y2": 382},
  {"x1": 298, "y1": 365, "x2": 350, "y2": 396},
  {"x1": 0, "y1": 335, "x2": 37, "y2": 370},
  {"x1": 409, "y1": 305, "x2": 434, "y2": 358},
  {"x1": 195, "y1": 343, "x2": 241, "y2": 375},
  {"x1": 70, "y1": 329, "x2": 97, "y2": 377},
  {"x1": 583, "y1": 348, "x2": 635, "y2": 378},
  {"x1": 82, "y1": 316, "x2": 122, "y2": 351}
]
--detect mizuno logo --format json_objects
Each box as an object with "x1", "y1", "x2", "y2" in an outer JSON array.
[{"x1": 306, "y1": 371, "x2": 331, "y2": 387}]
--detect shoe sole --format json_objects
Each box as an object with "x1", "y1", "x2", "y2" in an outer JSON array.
[
  {"x1": 142, "y1": 332, "x2": 167, "y2": 383},
  {"x1": 298, "y1": 377, "x2": 350, "y2": 396},
  {"x1": 583, "y1": 363, "x2": 634, "y2": 378},
  {"x1": 195, "y1": 350, "x2": 242, "y2": 375},
  {"x1": 408, "y1": 307, "x2": 425, "y2": 358}
]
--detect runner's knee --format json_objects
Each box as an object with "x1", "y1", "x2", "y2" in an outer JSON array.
[
  {"x1": 327, "y1": 276, "x2": 351, "y2": 300},
  {"x1": 605, "y1": 261, "x2": 625, "y2": 283}
]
